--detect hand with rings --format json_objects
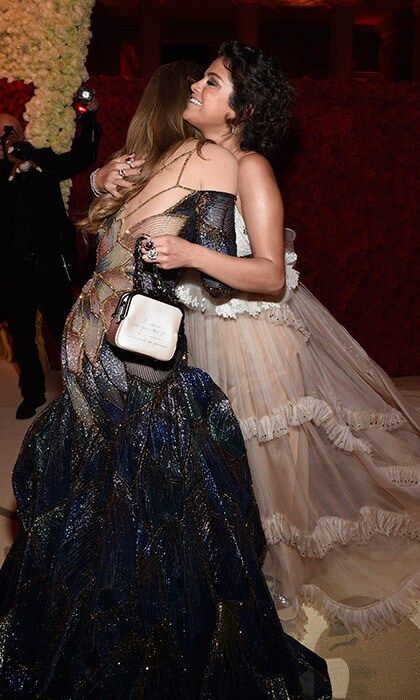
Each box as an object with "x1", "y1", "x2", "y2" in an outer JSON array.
[
  {"x1": 141, "y1": 238, "x2": 159, "y2": 262},
  {"x1": 147, "y1": 248, "x2": 159, "y2": 261},
  {"x1": 140, "y1": 235, "x2": 197, "y2": 270},
  {"x1": 93, "y1": 154, "x2": 147, "y2": 198}
]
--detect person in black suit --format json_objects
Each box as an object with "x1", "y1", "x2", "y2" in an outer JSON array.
[{"x1": 0, "y1": 101, "x2": 100, "y2": 419}]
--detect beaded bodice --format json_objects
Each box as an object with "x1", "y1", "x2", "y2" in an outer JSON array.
[
  {"x1": 60, "y1": 183, "x2": 237, "y2": 430},
  {"x1": 63, "y1": 188, "x2": 236, "y2": 377}
]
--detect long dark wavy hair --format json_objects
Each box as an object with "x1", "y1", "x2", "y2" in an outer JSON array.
[{"x1": 219, "y1": 40, "x2": 295, "y2": 155}]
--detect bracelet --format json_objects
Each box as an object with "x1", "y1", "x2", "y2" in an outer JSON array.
[{"x1": 90, "y1": 168, "x2": 104, "y2": 197}]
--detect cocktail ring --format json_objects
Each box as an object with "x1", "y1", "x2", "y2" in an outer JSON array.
[
  {"x1": 125, "y1": 156, "x2": 135, "y2": 166},
  {"x1": 117, "y1": 168, "x2": 127, "y2": 179},
  {"x1": 147, "y1": 248, "x2": 158, "y2": 261}
]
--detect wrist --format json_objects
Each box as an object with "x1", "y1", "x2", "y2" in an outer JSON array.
[
  {"x1": 187, "y1": 242, "x2": 203, "y2": 270},
  {"x1": 90, "y1": 168, "x2": 104, "y2": 197}
]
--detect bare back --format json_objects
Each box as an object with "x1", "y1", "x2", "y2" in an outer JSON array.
[{"x1": 120, "y1": 140, "x2": 238, "y2": 235}]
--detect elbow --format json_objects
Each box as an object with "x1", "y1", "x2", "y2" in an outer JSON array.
[
  {"x1": 263, "y1": 271, "x2": 285, "y2": 297},
  {"x1": 266, "y1": 284, "x2": 285, "y2": 297}
]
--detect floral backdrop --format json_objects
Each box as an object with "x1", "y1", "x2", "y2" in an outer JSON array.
[
  {"x1": 0, "y1": 76, "x2": 418, "y2": 376},
  {"x1": 0, "y1": 0, "x2": 95, "y2": 203}
]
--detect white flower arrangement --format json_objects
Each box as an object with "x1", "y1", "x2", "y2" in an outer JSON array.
[{"x1": 0, "y1": 0, "x2": 95, "y2": 203}]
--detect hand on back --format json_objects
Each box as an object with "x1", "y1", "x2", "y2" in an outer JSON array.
[{"x1": 95, "y1": 154, "x2": 146, "y2": 198}]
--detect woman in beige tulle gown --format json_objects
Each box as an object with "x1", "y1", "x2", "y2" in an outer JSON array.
[{"x1": 96, "y1": 42, "x2": 420, "y2": 637}]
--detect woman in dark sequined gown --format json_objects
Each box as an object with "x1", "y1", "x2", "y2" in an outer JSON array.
[{"x1": 0, "y1": 63, "x2": 331, "y2": 699}]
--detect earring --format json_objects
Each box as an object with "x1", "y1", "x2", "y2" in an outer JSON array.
[{"x1": 231, "y1": 124, "x2": 236, "y2": 135}]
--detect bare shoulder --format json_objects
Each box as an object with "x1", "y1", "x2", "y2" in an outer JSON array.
[
  {"x1": 238, "y1": 152, "x2": 274, "y2": 179},
  {"x1": 200, "y1": 142, "x2": 238, "y2": 169},
  {"x1": 238, "y1": 151, "x2": 282, "y2": 211},
  {"x1": 197, "y1": 143, "x2": 238, "y2": 194}
]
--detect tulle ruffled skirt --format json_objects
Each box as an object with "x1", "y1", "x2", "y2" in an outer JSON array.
[{"x1": 183, "y1": 283, "x2": 420, "y2": 636}]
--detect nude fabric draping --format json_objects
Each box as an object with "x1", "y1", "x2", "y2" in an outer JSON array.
[{"x1": 175, "y1": 211, "x2": 420, "y2": 637}]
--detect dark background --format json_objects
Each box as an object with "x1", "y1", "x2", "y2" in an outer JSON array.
[
  {"x1": 87, "y1": 0, "x2": 415, "y2": 82},
  {"x1": 1, "y1": 0, "x2": 419, "y2": 375}
]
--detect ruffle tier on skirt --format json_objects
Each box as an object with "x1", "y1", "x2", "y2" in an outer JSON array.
[{"x1": 183, "y1": 283, "x2": 420, "y2": 637}]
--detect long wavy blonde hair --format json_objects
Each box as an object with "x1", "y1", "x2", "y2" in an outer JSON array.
[{"x1": 79, "y1": 60, "x2": 203, "y2": 235}]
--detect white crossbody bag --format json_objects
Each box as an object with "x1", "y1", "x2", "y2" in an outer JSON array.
[{"x1": 107, "y1": 291, "x2": 183, "y2": 362}]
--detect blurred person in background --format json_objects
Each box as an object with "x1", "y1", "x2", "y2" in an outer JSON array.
[{"x1": 0, "y1": 93, "x2": 100, "y2": 419}]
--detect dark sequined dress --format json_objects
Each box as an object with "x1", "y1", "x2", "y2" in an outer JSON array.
[{"x1": 0, "y1": 185, "x2": 331, "y2": 699}]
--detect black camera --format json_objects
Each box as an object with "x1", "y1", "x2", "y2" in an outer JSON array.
[
  {"x1": 0, "y1": 125, "x2": 35, "y2": 162},
  {"x1": 74, "y1": 87, "x2": 96, "y2": 114}
]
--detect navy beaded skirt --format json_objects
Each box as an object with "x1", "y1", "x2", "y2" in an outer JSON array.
[{"x1": 0, "y1": 359, "x2": 331, "y2": 699}]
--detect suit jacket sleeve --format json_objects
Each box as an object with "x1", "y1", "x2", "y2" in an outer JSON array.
[{"x1": 31, "y1": 111, "x2": 101, "y2": 181}]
